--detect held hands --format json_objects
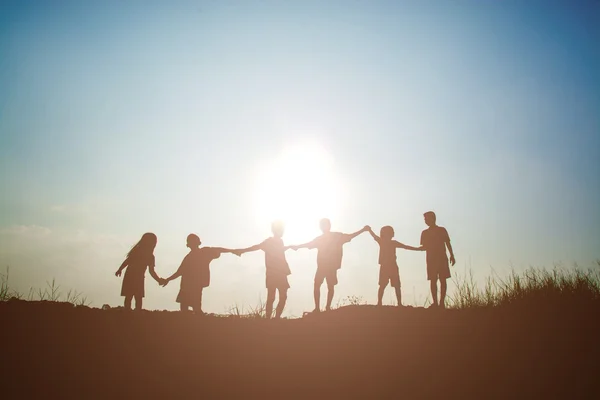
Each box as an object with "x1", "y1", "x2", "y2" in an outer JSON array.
[
  {"x1": 159, "y1": 278, "x2": 169, "y2": 287},
  {"x1": 232, "y1": 249, "x2": 243, "y2": 257}
]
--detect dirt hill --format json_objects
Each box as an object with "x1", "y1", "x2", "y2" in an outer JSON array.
[{"x1": 1, "y1": 300, "x2": 598, "y2": 399}]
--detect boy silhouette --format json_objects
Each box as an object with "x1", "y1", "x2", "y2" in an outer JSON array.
[
  {"x1": 291, "y1": 218, "x2": 368, "y2": 312},
  {"x1": 162, "y1": 234, "x2": 237, "y2": 313},
  {"x1": 234, "y1": 221, "x2": 292, "y2": 319},
  {"x1": 366, "y1": 225, "x2": 423, "y2": 307},
  {"x1": 420, "y1": 212, "x2": 455, "y2": 309}
]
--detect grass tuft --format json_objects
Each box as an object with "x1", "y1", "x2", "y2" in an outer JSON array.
[
  {"x1": 0, "y1": 267, "x2": 92, "y2": 306},
  {"x1": 449, "y1": 264, "x2": 600, "y2": 309},
  {"x1": 226, "y1": 297, "x2": 267, "y2": 319}
]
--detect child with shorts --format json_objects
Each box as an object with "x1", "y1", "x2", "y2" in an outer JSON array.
[
  {"x1": 367, "y1": 226, "x2": 422, "y2": 307},
  {"x1": 291, "y1": 218, "x2": 369, "y2": 312},
  {"x1": 420, "y1": 211, "x2": 456, "y2": 309},
  {"x1": 235, "y1": 221, "x2": 292, "y2": 319}
]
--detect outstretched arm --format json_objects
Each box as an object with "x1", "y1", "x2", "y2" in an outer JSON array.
[
  {"x1": 394, "y1": 241, "x2": 424, "y2": 251},
  {"x1": 212, "y1": 247, "x2": 237, "y2": 254},
  {"x1": 115, "y1": 258, "x2": 129, "y2": 277},
  {"x1": 366, "y1": 226, "x2": 380, "y2": 243},
  {"x1": 234, "y1": 243, "x2": 262, "y2": 256},
  {"x1": 289, "y1": 239, "x2": 317, "y2": 251},
  {"x1": 343, "y1": 225, "x2": 370, "y2": 242}
]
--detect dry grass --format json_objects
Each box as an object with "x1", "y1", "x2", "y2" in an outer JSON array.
[{"x1": 449, "y1": 262, "x2": 600, "y2": 309}]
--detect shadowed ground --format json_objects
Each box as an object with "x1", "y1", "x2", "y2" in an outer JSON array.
[{"x1": 1, "y1": 300, "x2": 598, "y2": 399}]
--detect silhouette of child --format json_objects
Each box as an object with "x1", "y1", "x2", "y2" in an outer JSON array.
[
  {"x1": 234, "y1": 221, "x2": 292, "y2": 319},
  {"x1": 366, "y1": 225, "x2": 422, "y2": 307},
  {"x1": 115, "y1": 232, "x2": 164, "y2": 311},
  {"x1": 162, "y1": 234, "x2": 238, "y2": 314},
  {"x1": 291, "y1": 219, "x2": 368, "y2": 312},
  {"x1": 420, "y1": 211, "x2": 456, "y2": 309}
]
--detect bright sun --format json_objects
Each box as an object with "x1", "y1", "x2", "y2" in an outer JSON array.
[{"x1": 254, "y1": 142, "x2": 342, "y2": 243}]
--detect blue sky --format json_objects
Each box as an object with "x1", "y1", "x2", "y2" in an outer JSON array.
[{"x1": 1, "y1": 1, "x2": 598, "y2": 314}]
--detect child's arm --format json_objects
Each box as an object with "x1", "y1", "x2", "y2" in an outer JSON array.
[
  {"x1": 115, "y1": 259, "x2": 129, "y2": 277},
  {"x1": 342, "y1": 225, "x2": 370, "y2": 242},
  {"x1": 289, "y1": 238, "x2": 317, "y2": 251},
  {"x1": 394, "y1": 241, "x2": 424, "y2": 251},
  {"x1": 366, "y1": 226, "x2": 380, "y2": 243},
  {"x1": 163, "y1": 264, "x2": 183, "y2": 286},
  {"x1": 148, "y1": 264, "x2": 164, "y2": 285},
  {"x1": 212, "y1": 247, "x2": 238, "y2": 254},
  {"x1": 445, "y1": 230, "x2": 456, "y2": 265},
  {"x1": 234, "y1": 242, "x2": 264, "y2": 256}
]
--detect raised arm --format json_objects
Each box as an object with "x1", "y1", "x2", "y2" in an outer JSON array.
[
  {"x1": 115, "y1": 258, "x2": 129, "y2": 277},
  {"x1": 343, "y1": 225, "x2": 370, "y2": 242},
  {"x1": 366, "y1": 226, "x2": 380, "y2": 243},
  {"x1": 393, "y1": 241, "x2": 424, "y2": 251}
]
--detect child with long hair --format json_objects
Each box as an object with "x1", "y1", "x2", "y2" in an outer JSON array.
[{"x1": 115, "y1": 232, "x2": 164, "y2": 311}]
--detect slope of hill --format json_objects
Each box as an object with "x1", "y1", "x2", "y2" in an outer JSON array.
[{"x1": 1, "y1": 299, "x2": 598, "y2": 399}]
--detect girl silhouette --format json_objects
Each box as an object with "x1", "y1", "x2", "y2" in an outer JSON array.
[{"x1": 115, "y1": 232, "x2": 164, "y2": 310}]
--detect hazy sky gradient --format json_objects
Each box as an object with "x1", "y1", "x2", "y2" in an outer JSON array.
[{"x1": 1, "y1": 1, "x2": 599, "y2": 314}]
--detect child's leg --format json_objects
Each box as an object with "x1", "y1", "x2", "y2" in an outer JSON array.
[
  {"x1": 325, "y1": 283, "x2": 335, "y2": 311},
  {"x1": 377, "y1": 284, "x2": 386, "y2": 306},
  {"x1": 313, "y1": 281, "x2": 321, "y2": 311},
  {"x1": 266, "y1": 288, "x2": 276, "y2": 319},
  {"x1": 180, "y1": 303, "x2": 189, "y2": 312},
  {"x1": 275, "y1": 288, "x2": 288, "y2": 319},
  {"x1": 124, "y1": 295, "x2": 133, "y2": 310},
  {"x1": 394, "y1": 285, "x2": 402, "y2": 306},
  {"x1": 430, "y1": 279, "x2": 438, "y2": 306},
  {"x1": 197, "y1": 288, "x2": 204, "y2": 314},
  {"x1": 134, "y1": 295, "x2": 143, "y2": 311},
  {"x1": 440, "y1": 279, "x2": 447, "y2": 308}
]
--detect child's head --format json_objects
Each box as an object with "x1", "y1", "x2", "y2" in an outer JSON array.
[
  {"x1": 186, "y1": 233, "x2": 201, "y2": 249},
  {"x1": 127, "y1": 232, "x2": 157, "y2": 257},
  {"x1": 319, "y1": 218, "x2": 331, "y2": 233},
  {"x1": 271, "y1": 220, "x2": 285, "y2": 238},
  {"x1": 424, "y1": 211, "x2": 437, "y2": 227},
  {"x1": 380, "y1": 225, "x2": 394, "y2": 240}
]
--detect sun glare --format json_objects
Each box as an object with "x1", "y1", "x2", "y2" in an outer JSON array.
[{"x1": 254, "y1": 142, "x2": 342, "y2": 243}]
